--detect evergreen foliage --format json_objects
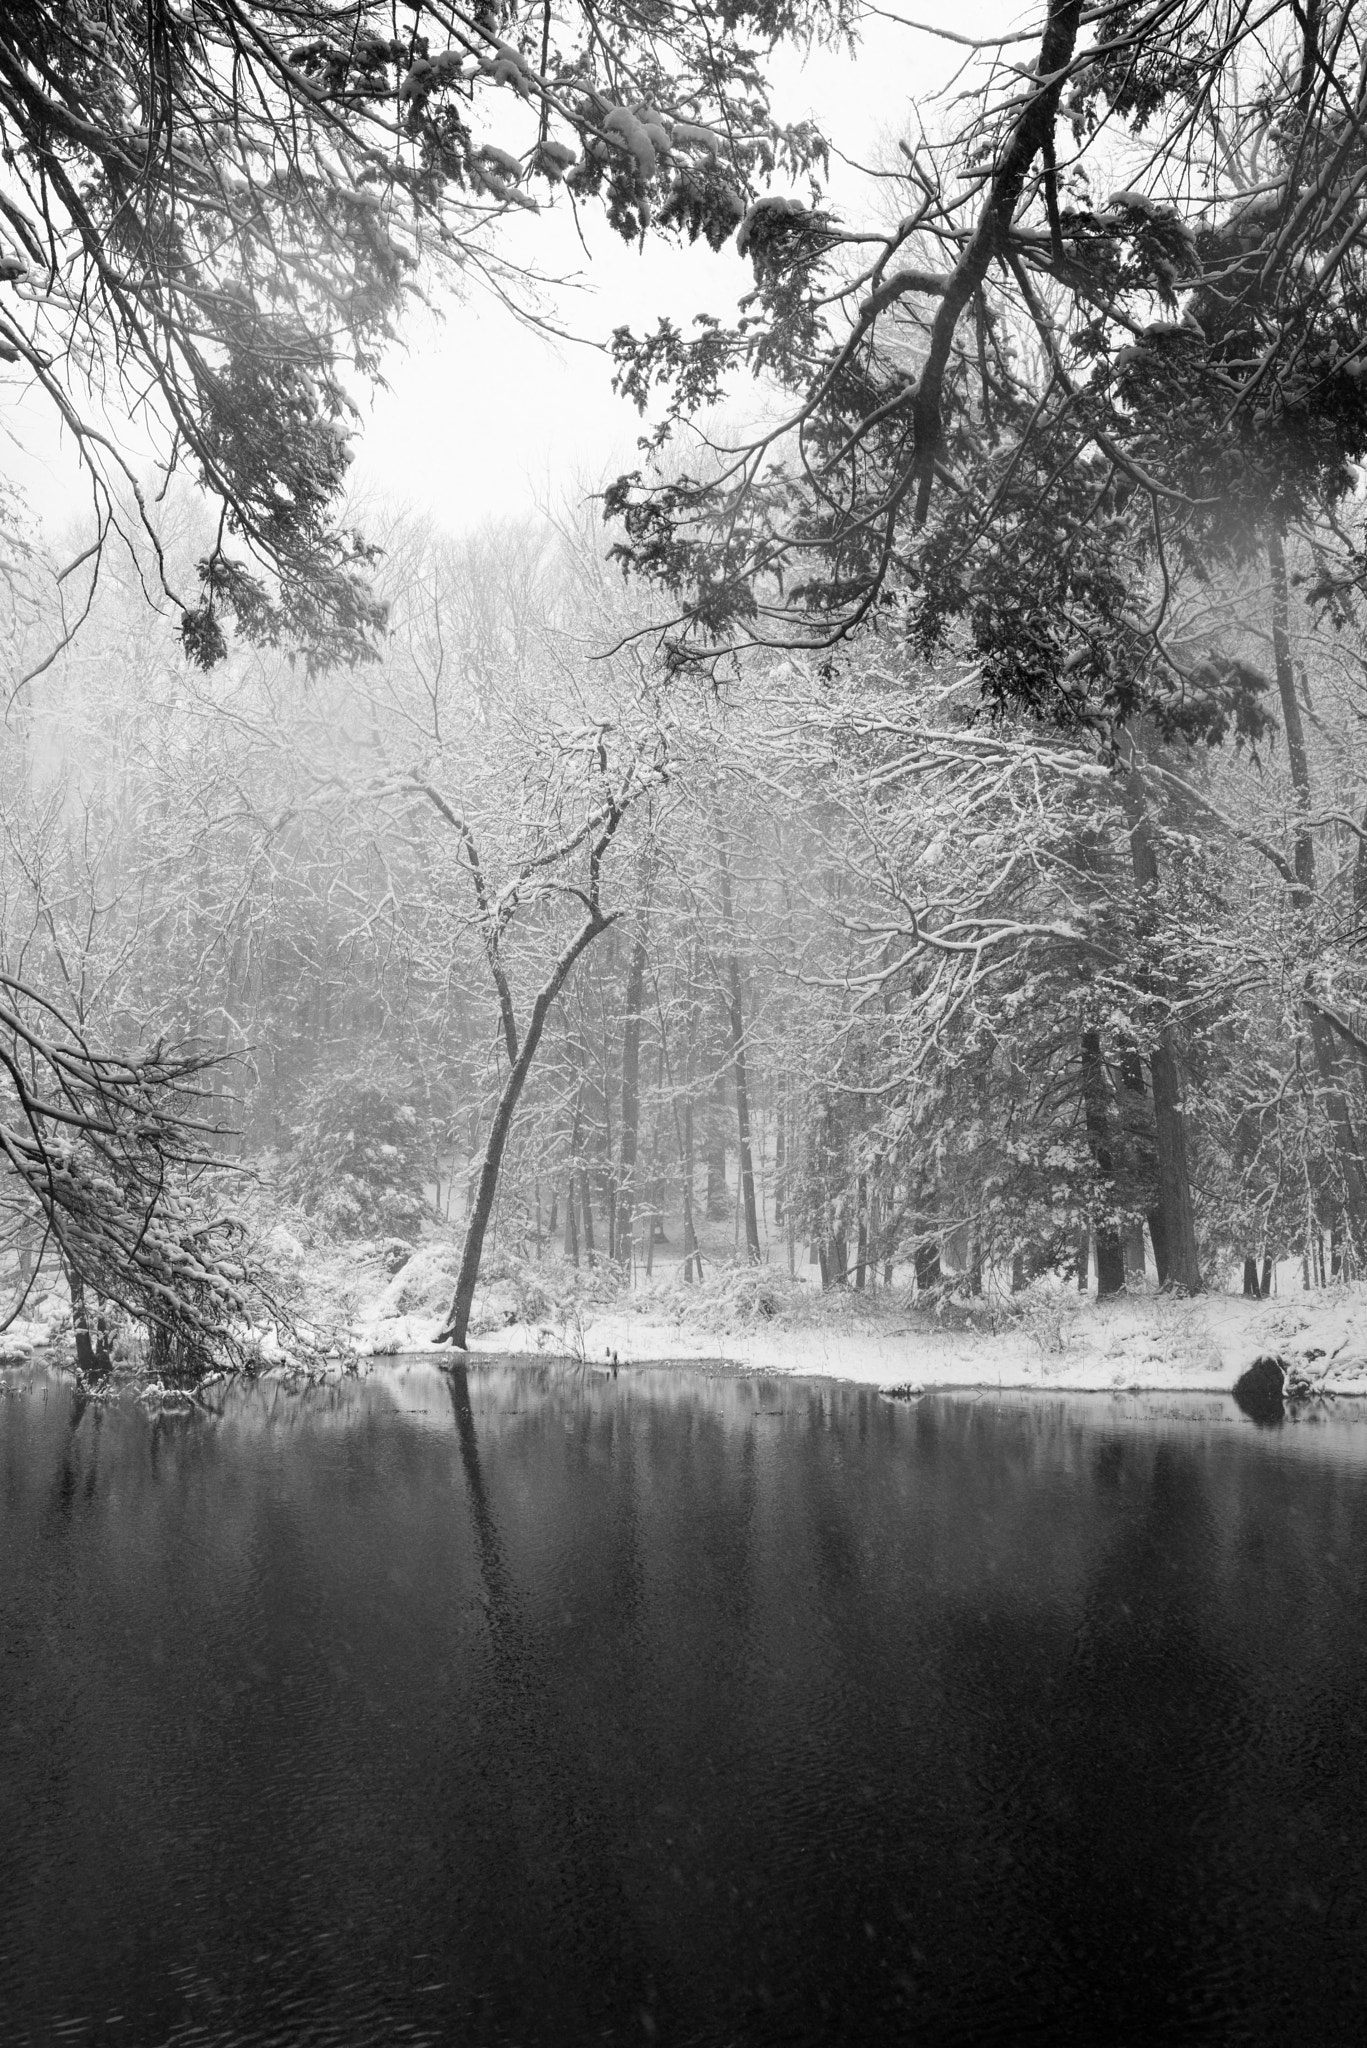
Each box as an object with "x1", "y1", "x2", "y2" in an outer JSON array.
[
  {"x1": 609, "y1": 1, "x2": 1367, "y2": 732},
  {"x1": 279, "y1": 1065, "x2": 433, "y2": 1242},
  {"x1": 1, "y1": 0, "x2": 836, "y2": 666}
]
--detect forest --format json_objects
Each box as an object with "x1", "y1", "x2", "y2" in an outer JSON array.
[{"x1": 4, "y1": 0, "x2": 1367, "y2": 1374}]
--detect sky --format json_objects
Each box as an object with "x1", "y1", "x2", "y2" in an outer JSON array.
[
  {"x1": 0, "y1": 3, "x2": 1015, "y2": 545},
  {"x1": 350, "y1": 6, "x2": 1012, "y2": 527}
]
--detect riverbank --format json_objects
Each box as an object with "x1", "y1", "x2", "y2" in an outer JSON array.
[
  {"x1": 5, "y1": 1231, "x2": 1367, "y2": 1398},
  {"x1": 353, "y1": 1247, "x2": 1367, "y2": 1399}
]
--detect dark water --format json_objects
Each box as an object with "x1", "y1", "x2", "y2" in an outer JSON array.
[{"x1": 4, "y1": 1364, "x2": 1367, "y2": 2047}]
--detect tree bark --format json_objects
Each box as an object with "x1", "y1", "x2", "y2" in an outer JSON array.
[
  {"x1": 681, "y1": 1099, "x2": 700, "y2": 1280},
  {"x1": 716, "y1": 825, "x2": 761, "y2": 1262},
  {"x1": 1147, "y1": 1206, "x2": 1169, "y2": 1287},
  {"x1": 1269, "y1": 530, "x2": 1367, "y2": 1249},
  {"x1": 67, "y1": 1265, "x2": 98, "y2": 1375},
  {"x1": 1118, "y1": 1044, "x2": 1168, "y2": 1284},
  {"x1": 1123, "y1": 1222, "x2": 1146, "y2": 1280},
  {"x1": 1118, "y1": 739, "x2": 1203, "y2": 1291},
  {"x1": 614, "y1": 885, "x2": 652, "y2": 1272},
  {"x1": 705, "y1": 1111, "x2": 728, "y2": 1219},
  {"x1": 441, "y1": 912, "x2": 612, "y2": 1349},
  {"x1": 774, "y1": 1074, "x2": 786, "y2": 1226},
  {"x1": 1269, "y1": 528, "x2": 1316, "y2": 900},
  {"x1": 564, "y1": 1169, "x2": 579, "y2": 1265},
  {"x1": 1081, "y1": 1029, "x2": 1127, "y2": 1298},
  {"x1": 1147, "y1": 1035, "x2": 1202, "y2": 1290}
]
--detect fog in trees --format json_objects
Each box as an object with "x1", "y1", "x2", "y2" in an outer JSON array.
[{"x1": 6, "y1": 0, "x2": 1367, "y2": 1362}]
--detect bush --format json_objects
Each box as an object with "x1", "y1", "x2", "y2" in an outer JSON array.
[{"x1": 278, "y1": 1067, "x2": 432, "y2": 1242}]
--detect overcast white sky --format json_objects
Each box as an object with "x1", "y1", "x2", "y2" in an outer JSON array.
[
  {"x1": 1, "y1": 3, "x2": 1014, "y2": 543},
  {"x1": 352, "y1": 6, "x2": 1013, "y2": 527}
]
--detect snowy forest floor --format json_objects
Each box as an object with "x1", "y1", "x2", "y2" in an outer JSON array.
[
  {"x1": 6, "y1": 1216, "x2": 1367, "y2": 1400},
  {"x1": 358, "y1": 1250, "x2": 1367, "y2": 1399},
  {"x1": 314, "y1": 1226, "x2": 1367, "y2": 1399}
]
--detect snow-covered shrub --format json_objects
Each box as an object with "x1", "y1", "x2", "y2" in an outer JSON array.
[
  {"x1": 656, "y1": 1263, "x2": 817, "y2": 1333},
  {"x1": 372, "y1": 1244, "x2": 612, "y2": 1339},
  {"x1": 278, "y1": 1066, "x2": 432, "y2": 1241},
  {"x1": 1006, "y1": 1276, "x2": 1086, "y2": 1356},
  {"x1": 378, "y1": 1241, "x2": 464, "y2": 1319},
  {"x1": 468, "y1": 1250, "x2": 557, "y2": 1334},
  {"x1": 707, "y1": 1266, "x2": 803, "y2": 1325}
]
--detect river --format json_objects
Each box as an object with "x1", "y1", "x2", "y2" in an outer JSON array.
[{"x1": 3, "y1": 1361, "x2": 1366, "y2": 2045}]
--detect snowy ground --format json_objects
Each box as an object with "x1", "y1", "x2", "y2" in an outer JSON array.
[
  {"x1": 349, "y1": 1242, "x2": 1367, "y2": 1400},
  {"x1": 6, "y1": 1226, "x2": 1367, "y2": 1400}
]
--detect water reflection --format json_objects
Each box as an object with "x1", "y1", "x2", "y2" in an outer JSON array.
[{"x1": 3, "y1": 1365, "x2": 1367, "y2": 2045}]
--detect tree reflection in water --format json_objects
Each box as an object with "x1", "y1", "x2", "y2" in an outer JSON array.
[{"x1": 1, "y1": 1368, "x2": 1366, "y2": 2045}]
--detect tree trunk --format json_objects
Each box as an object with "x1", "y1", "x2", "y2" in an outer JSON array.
[
  {"x1": 1269, "y1": 527, "x2": 1316, "y2": 901},
  {"x1": 441, "y1": 914, "x2": 611, "y2": 1349},
  {"x1": 1270, "y1": 529, "x2": 1367, "y2": 1251},
  {"x1": 564, "y1": 1170, "x2": 579, "y2": 1265},
  {"x1": 1123, "y1": 1222, "x2": 1146, "y2": 1280},
  {"x1": 915, "y1": 1240, "x2": 941, "y2": 1294},
  {"x1": 681, "y1": 1099, "x2": 700, "y2": 1281},
  {"x1": 1242, "y1": 1255, "x2": 1261, "y2": 1299},
  {"x1": 1147, "y1": 1207, "x2": 1169, "y2": 1287},
  {"x1": 443, "y1": 1068, "x2": 535, "y2": 1348},
  {"x1": 1118, "y1": 739, "x2": 1203, "y2": 1291},
  {"x1": 1081, "y1": 1029, "x2": 1127, "y2": 1299},
  {"x1": 1076, "y1": 1227, "x2": 1090, "y2": 1292},
  {"x1": 67, "y1": 1265, "x2": 96, "y2": 1375},
  {"x1": 716, "y1": 828, "x2": 761, "y2": 1262},
  {"x1": 705, "y1": 1118, "x2": 728, "y2": 1220},
  {"x1": 1260, "y1": 1254, "x2": 1273, "y2": 1298},
  {"x1": 1148, "y1": 1035, "x2": 1202, "y2": 1289},
  {"x1": 643, "y1": 1177, "x2": 661, "y2": 1277},
  {"x1": 774, "y1": 1074, "x2": 786, "y2": 1225},
  {"x1": 855, "y1": 1173, "x2": 868, "y2": 1290},
  {"x1": 1118, "y1": 1044, "x2": 1167, "y2": 1285},
  {"x1": 614, "y1": 890, "x2": 651, "y2": 1272}
]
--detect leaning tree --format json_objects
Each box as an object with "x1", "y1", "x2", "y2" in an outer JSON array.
[{"x1": 0, "y1": 0, "x2": 840, "y2": 1336}]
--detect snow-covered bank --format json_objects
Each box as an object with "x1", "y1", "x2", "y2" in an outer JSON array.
[
  {"x1": 8, "y1": 1229, "x2": 1367, "y2": 1403},
  {"x1": 466, "y1": 1293, "x2": 1367, "y2": 1396},
  {"x1": 352, "y1": 1249, "x2": 1367, "y2": 1399}
]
